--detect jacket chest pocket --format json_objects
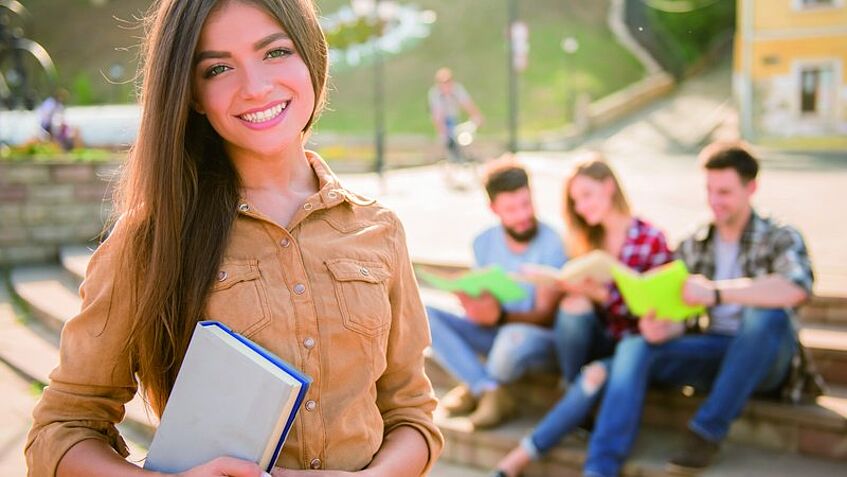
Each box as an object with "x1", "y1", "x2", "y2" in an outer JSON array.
[
  {"x1": 325, "y1": 258, "x2": 391, "y2": 337},
  {"x1": 206, "y1": 259, "x2": 271, "y2": 338}
]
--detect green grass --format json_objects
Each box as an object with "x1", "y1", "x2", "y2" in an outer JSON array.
[
  {"x1": 25, "y1": 0, "x2": 645, "y2": 135},
  {"x1": 318, "y1": 0, "x2": 645, "y2": 135},
  {"x1": 645, "y1": 0, "x2": 736, "y2": 73}
]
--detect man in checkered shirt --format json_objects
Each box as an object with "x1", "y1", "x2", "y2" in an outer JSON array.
[{"x1": 581, "y1": 142, "x2": 823, "y2": 477}]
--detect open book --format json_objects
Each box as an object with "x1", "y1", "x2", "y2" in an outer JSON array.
[
  {"x1": 416, "y1": 265, "x2": 528, "y2": 303},
  {"x1": 144, "y1": 321, "x2": 311, "y2": 473},
  {"x1": 519, "y1": 250, "x2": 618, "y2": 286},
  {"x1": 611, "y1": 259, "x2": 705, "y2": 321}
]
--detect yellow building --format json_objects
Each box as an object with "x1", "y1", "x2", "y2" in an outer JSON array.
[{"x1": 735, "y1": 0, "x2": 847, "y2": 149}]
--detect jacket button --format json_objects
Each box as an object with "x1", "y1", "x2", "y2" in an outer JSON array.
[
  {"x1": 328, "y1": 191, "x2": 338, "y2": 199},
  {"x1": 360, "y1": 267, "x2": 369, "y2": 276},
  {"x1": 305, "y1": 400, "x2": 317, "y2": 411},
  {"x1": 303, "y1": 337, "x2": 315, "y2": 349},
  {"x1": 217, "y1": 271, "x2": 228, "y2": 281},
  {"x1": 309, "y1": 458, "x2": 321, "y2": 469},
  {"x1": 303, "y1": 202, "x2": 313, "y2": 211},
  {"x1": 238, "y1": 203, "x2": 249, "y2": 212},
  {"x1": 293, "y1": 283, "x2": 306, "y2": 295},
  {"x1": 280, "y1": 238, "x2": 291, "y2": 248}
]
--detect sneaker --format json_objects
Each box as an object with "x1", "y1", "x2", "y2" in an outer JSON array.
[
  {"x1": 469, "y1": 386, "x2": 516, "y2": 429},
  {"x1": 441, "y1": 385, "x2": 477, "y2": 416},
  {"x1": 665, "y1": 429, "x2": 720, "y2": 475}
]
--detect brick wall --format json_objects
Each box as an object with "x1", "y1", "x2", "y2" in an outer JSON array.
[{"x1": 0, "y1": 159, "x2": 123, "y2": 266}]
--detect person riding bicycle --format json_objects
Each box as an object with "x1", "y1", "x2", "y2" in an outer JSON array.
[{"x1": 428, "y1": 67, "x2": 483, "y2": 164}]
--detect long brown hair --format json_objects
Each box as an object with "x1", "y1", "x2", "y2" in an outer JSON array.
[
  {"x1": 562, "y1": 152, "x2": 631, "y2": 257},
  {"x1": 110, "y1": 0, "x2": 328, "y2": 414}
]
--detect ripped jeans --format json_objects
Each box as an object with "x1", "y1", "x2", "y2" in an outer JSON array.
[
  {"x1": 524, "y1": 307, "x2": 795, "y2": 475},
  {"x1": 427, "y1": 305, "x2": 560, "y2": 395}
]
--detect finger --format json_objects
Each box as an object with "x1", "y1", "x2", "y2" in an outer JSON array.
[{"x1": 210, "y1": 457, "x2": 264, "y2": 476}]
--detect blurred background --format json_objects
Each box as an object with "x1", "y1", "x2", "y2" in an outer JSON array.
[{"x1": 1, "y1": 1, "x2": 846, "y2": 476}]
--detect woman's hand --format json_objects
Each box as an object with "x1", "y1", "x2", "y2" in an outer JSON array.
[
  {"x1": 176, "y1": 457, "x2": 269, "y2": 477},
  {"x1": 557, "y1": 277, "x2": 609, "y2": 303}
]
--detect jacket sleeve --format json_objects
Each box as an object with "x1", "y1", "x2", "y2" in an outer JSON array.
[
  {"x1": 375, "y1": 212, "x2": 444, "y2": 475},
  {"x1": 25, "y1": 224, "x2": 139, "y2": 477}
]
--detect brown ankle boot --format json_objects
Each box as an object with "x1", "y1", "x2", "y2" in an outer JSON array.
[
  {"x1": 469, "y1": 386, "x2": 516, "y2": 429},
  {"x1": 665, "y1": 429, "x2": 720, "y2": 475},
  {"x1": 441, "y1": 385, "x2": 478, "y2": 416}
]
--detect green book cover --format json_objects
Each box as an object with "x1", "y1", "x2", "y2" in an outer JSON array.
[
  {"x1": 611, "y1": 260, "x2": 704, "y2": 322},
  {"x1": 417, "y1": 266, "x2": 528, "y2": 303}
]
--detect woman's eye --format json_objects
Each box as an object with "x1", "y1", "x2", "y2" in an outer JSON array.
[
  {"x1": 204, "y1": 64, "x2": 230, "y2": 78},
  {"x1": 266, "y1": 48, "x2": 292, "y2": 59}
]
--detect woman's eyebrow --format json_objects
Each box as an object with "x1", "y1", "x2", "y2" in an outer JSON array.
[
  {"x1": 194, "y1": 32, "x2": 290, "y2": 64},
  {"x1": 254, "y1": 32, "x2": 290, "y2": 50}
]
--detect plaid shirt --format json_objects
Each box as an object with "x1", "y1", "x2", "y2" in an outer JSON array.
[
  {"x1": 602, "y1": 217, "x2": 672, "y2": 339},
  {"x1": 676, "y1": 210, "x2": 824, "y2": 402}
]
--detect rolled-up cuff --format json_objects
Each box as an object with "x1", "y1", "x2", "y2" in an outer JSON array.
[
  {"x1": 383, "y1": 419, "x2": 444, "y2": 475},
  {"x1": 520, "y1": 435, "x2": 543, "y2": 461},
  {"x1": 26, "y1": 421, "x2": 129, "y2": 477}
]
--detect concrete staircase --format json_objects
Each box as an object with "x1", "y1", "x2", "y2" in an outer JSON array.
[{"x1": 3, "y1": 247, "x2": 847, "y2": 476}]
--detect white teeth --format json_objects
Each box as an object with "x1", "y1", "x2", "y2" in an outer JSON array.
[{"x1": 240, "y1": 102, "x2": 288, "y2": 123}]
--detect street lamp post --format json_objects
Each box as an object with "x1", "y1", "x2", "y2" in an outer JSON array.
[
  {"x1": 561, "y1": 36, "x2": 579, "y2": 126},
  {"x1": 506, "y1": 0, "x2": 518, "y2": 153},
  {"x1": 351, "y1": 0, "x2": 386, "y2": 178},
  {"x1": 373, "y1": 0, "x2": 385, "y2": 178}
]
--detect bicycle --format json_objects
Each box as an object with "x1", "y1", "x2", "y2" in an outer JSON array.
[{"x1": 0, "y1": 0, "x2": 57, "y2": 110}]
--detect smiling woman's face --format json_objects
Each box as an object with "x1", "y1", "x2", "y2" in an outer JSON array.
[{"x1": 192, "y1": 0, "x2": 315, "y2": 159}]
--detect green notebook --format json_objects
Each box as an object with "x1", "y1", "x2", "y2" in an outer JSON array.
[
  {"x1": 611, "y1": 260, "x2": 705, "y2": 322},
  {"x1": 417, "y1": 266, "x2": 528, "y2": 303}
]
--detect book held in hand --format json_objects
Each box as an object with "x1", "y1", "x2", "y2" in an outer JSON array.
[
  {"x1": 519, "y1": 250, "x2": 618, "y2": 287},
  {"x1": 143, "y1": 321, "x2": 311, "y2": 473},
  {"x1": 611, "y1": 259, "x2": 705, "y2": 321},
  {"x1": 416, "y1": 265, "x2": 528, "y2": 303}
]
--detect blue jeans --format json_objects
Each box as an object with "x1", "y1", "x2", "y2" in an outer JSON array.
[
  {"x1": 520, "y1": 310, "x2": 619, "y2": 458},
  {"x1": 555, "y1": 308, "x2": 618, "y2": 383},
  {"x1": 426, "y1": 305, "x2": 559, "y2": 395},
  {"x1": 583, "y1": 308, "x2": 796, "y2": 477}
]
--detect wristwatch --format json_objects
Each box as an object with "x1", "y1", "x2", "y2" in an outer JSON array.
[{"x1": 713, "y1": 288, "x2": 722, "y2": 306}]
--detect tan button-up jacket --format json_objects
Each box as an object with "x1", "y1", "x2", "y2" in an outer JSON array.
[{"x1": 25, "y1": 153, "x2": 443, "y2": 476}]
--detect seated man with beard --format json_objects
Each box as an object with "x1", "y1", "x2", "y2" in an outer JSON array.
[{"x1": 427, "y1": 157, "x2": 568, "y2": 429}]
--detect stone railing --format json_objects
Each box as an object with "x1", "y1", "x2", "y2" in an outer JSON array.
[{"x1": 0, "y1": 159, "x2": 122, "y2": 266}]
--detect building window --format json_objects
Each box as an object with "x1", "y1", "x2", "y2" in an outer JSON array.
[
  {"x1": 794, "y1": 0, "x2": 842, "y2": 10},
  {"x1": 800, "y1": 65, "x2": 834, "y2": 114}
]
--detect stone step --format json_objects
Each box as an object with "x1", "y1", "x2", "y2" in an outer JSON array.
[
  {"x1": 428, "y1": 460, "x2": 490, "y2": 477},
  {"x1": 60, "y1": 244, "x2": 93, "y2": 285},
  {"x1": 427, "y1": 352, "x2": 847, "y2": 462},
  {"x1": 437, "y1": 411, "x2": 847, "y2": 477},
  {"x1": 419, "y1": 286, "x2": 847, "y2": 388},
  {"x1": 10, "y1": 264, "x2": 81, "y2": 334},
  {"x1": 0, "y1": 276, "x2": 157, "y2": 443}
]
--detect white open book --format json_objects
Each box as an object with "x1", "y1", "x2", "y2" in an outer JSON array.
[
  {"x1": 144, "y1": 321, "x2": 310, "y2": 473},
  {"x1": 518, "y1": 249, "x2": 619, "y2": 286}
]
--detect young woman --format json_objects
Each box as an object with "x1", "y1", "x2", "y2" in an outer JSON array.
[
  {"x1": 25, "y1": 1, "x2": 442, "y2": 476},
  {"x1": 491, "y1": 153, "x2": 671, "y2": 477}
]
